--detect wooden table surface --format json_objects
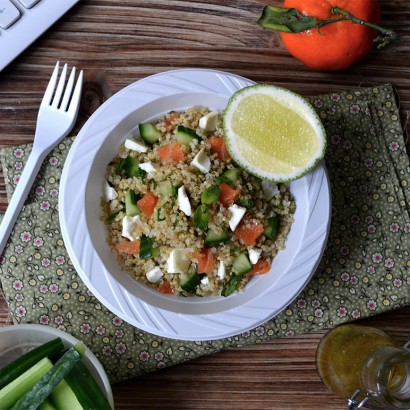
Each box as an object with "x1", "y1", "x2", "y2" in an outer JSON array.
[{"x1": 1, "y1": 1, "x2": 410, "y2": 409}]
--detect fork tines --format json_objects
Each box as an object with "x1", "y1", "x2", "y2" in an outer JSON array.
[{"x1": 42, "y1": 61, "x2": 83, "y2": 114}]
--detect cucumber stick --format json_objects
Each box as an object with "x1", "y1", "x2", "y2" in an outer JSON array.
[
  {"x1": 0, "y1": 337, "x2": 64, "y2": 390},
  {"x1": 49, "y1": 379, "x2": 82, "y2": 410},
  {"x1": 0, "y1": 357, "x2": 53, "y2": 410},
  {"x1": 38, "y1": 399, "x2": 57, "y2": 410},
  {"x1": 10, "y1": 342, "x2": 86, "y2": 410},
  {"x1": 64, "y1": 361, "x2": 112, "y2": 410}
]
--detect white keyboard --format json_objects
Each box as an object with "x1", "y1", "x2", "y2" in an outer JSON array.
[{"x1": 0, "y1": 0, "x2": 80, "y2": 72}]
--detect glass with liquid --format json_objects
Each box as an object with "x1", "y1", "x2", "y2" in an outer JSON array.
[{"x1": 316, "y1": 324, "x2": 410, "y2": 409}]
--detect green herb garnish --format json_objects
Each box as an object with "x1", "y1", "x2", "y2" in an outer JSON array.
[
  {"x1": 115, "y1": 157, "x2": 126, "y2": 174},
  {"x1": 221, "y1": 274, "x2": 239, "y2": 297},
  {"x1": 156, "y1": 207, "x2": 166, "y2": 222},
  {"x1": 106, "y1": 208, "x2": 124, "y2": 221},
  {"x1": 201, "y1": 185, "x2": 220, "y2": 204},
  {"x1": 193, "y1": 204, "x2": 210, "y2": 231},
  {"x1": 124, "y1": 156, "x2": 146, "y2": 179},
  {"x1": 215, "y1": 175, "x2": 233, "y2": 186},
  {"x1": 235, "y1": 198, "x2": 256, "y2": 209}
]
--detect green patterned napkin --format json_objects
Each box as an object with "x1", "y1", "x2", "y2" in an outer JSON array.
[{"x1": 0, "y1": 84, "x2": 409, "y2": 384}]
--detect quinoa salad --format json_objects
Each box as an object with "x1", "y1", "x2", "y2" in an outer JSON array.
[{"x1": 101, "y1": 107, "x2": 296, "y2": 297}]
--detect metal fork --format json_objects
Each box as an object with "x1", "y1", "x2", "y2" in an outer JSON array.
[{"x1": 0, "y1": 61, "x2": 83, "y2": 255}]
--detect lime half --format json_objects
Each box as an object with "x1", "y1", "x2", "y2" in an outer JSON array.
[{"x1": 223, "y1": 84, "x2": 327, "y2": 182}]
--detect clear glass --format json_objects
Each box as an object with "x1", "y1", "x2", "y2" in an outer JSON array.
[
  {"x1": 361, "y1": 345, "x2": 410, "y2": 409},
  {"x1": 316, "y1": 324, "x2": 410, "y2": 409}
]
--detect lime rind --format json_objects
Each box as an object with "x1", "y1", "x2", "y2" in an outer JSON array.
[{"x1": 223, "y1": 84, "x2": 327, "y2": 183}]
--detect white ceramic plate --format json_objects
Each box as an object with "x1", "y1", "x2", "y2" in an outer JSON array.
[
  {"x1": 60, "y1": 69, "x2": 331, "y2": 341},
  {"x1": 0, "y1": 324, "x2": 114, "y2": 408}
]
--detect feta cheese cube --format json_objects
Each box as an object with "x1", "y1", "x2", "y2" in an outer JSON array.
[
  {"x1": 124, "y1": 138, "x2": 148, "y2": 153},
  {"x1": 121, "y1": 215, "x2": 140, "y2": 241},
  {"x1": 146, "y1": 266, "x2": 164, "y2": 283},
  {"x1": 139, "y1": 161, "x2": 158, "y2": 174},
  {"x1": 167, "y1": 249, "x2": 191, "y2": 274},
  {"x1": 248, "y1": 248, "x2": 262, "y2": 265},
  {"x1": 201, "y1": 276, "x2": 209, "y2": 285},
  {"x1": 191, "y1": 148, "x2": 211, "y2": 174},
  {"x1": 199, "y1": 111, "x2": 219, "y2": 132},
  {"x1": 103, "y1": 180, "x2": 118, "y2": 201},
  {"x1": 261, "y1": 180, "x2": 279, "y2": 200},
  {"x1": 228, "y1": 204, "x2": 246, "y2": 231},
  {"x1": 177, "y1": 186, "x2": 192, "y2": 216},
  {"x1": 217, "y1": 260, "x2": 226, "y2": 280}
]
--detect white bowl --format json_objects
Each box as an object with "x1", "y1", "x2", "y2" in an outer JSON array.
[
  {"x1": 59, "y1": 69, "x2": 331, "y2": 341},
  {"x1": 0, "y1": 324, "x2": 114, "y2": 408}
]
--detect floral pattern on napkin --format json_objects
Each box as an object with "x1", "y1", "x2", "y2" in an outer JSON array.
[{"x1": 0, "y1": 84, "x2": 409, "y2": 383}]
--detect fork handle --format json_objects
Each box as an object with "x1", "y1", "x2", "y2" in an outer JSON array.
[{"x1": 0, "y1": 145, "x2": 49, "y2": 256}]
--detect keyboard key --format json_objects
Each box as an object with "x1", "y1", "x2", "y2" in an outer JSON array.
[
  {"x1": 18, "y1": 0, "x2": 41, "y2": 8},
  {"x1": 0, "y1": 0, "x2": 21, "y2": 29}
]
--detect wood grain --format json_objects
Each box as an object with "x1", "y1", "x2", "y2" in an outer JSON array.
[{"x1": 1, "y1": 1, "x2": 410, "y2": 408}]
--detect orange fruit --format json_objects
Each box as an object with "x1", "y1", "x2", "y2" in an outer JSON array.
[{"x1": 279, "y1": 0, "x2": 381, "y2": 71}]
